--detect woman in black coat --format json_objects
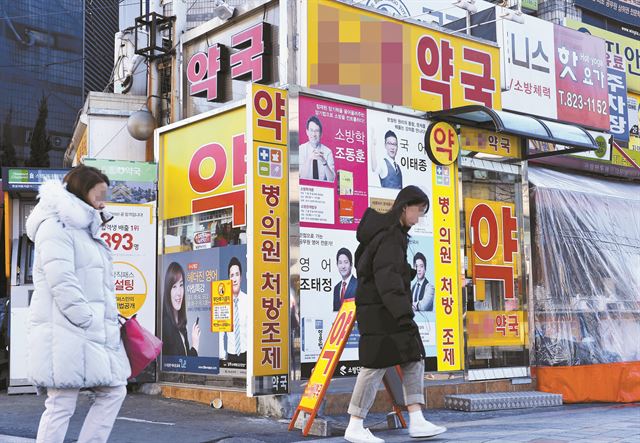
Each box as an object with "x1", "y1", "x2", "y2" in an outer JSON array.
[{"x1": 344, "y1": 186, "x2": 447, "y2": 443}]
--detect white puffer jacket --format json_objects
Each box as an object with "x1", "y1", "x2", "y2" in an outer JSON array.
[{"x1": 26, "y1": 181, "x2": 131, "y2": 388}]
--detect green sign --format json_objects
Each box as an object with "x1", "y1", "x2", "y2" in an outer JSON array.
[
  {"x1": 521, "y1": 0, "x2": 538, "y2": 11},
  {"x1": 84, "y1": 159, "x2": 157, "y2": 183},
  {"x1": 3, "y1": 168, "x2": 68, "y2": 191}
]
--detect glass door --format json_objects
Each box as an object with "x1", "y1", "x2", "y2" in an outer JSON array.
[{"x1": 460, "y1": 162, "x2": 530, "y2": 380}]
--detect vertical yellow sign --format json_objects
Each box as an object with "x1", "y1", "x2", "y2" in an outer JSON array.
[
  {"x1": 250, "y1": 84, "x2": 289, "y2": 377},
  {"x1": 211, "y1": 279, "x2": 233, "y2": 332},
  {"x1": 432, "y1": 163, "x2": 462, "y2": 371}
]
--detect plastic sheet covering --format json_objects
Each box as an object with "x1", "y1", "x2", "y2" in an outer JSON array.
[{"x1": 529, "y1": 166, "x2": 640, "y2": 367}]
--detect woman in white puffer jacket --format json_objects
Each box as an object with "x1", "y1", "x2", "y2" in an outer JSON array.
[{"x1": 26, "y1": 166, "x2": 131, "y2": 443}]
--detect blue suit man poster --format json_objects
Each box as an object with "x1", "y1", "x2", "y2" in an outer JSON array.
[{"x1": 333, "y1": 247, "x2": 357, "y2": 311}]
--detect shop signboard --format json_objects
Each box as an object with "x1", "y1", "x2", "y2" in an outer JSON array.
[
  {"x1": 159, "y1": 107, "x2": 246, "y2": 223},
  {"x1": 84, "y1": 158, "x2": 157, "y2": 204},
  {"x1": 466, "y1": 310, "x2": 526, "y2": 347},
  {"x1": 607, "y1": 52, "x2": 629, "y2": 142},
  {"x1": 298, "y1": 299, "x2": 356, "y2": 413},
  {"x1": 306, "y1": 0, "x2": 501, "y2": 112},
  {"x1": 554, "y1": 25, "x2": 610, "y2": 130},
  {"x1": 432, "y1": 164, "x2": 462, "y2": 370},
  {"x1": 573, "y1": 0, "x2": 640, "y2": 29},
  {"x1": 186, "y1": 22, "x2": 272, "y2": 102},
  {"x1": 3, "y1": 169, "x2": 67, "y2": 192},
  {"x1": 459, "y1": 128, "x2": 521, "y2": 159},
  {"x1": 564, "y1": 19, "x2": 640, "y2": 94},
  {"x1": 84, "y1": 158, "x2": 156, "y2": 184},
  {"x1": 498, "y1": 11, "x2": 610, "y2": 130},
  {"x1": 464, "y1": 199, "x2": 519, "y2": 303},
  {"x1": 182, "y1": 1, "x2": 280, "y2": 117},
  {"x1": 248, "y1": 84, "x2": 289, "y2": 388},
  {"x1": 498, "y1": 14, "x2": 556, "y2": 120}
]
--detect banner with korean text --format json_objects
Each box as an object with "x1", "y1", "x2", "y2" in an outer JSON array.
[
  {"x1": 466, "y1": 311, "x2": 526, "y2": 347},
  {"x1": 248, "y1": 84, "x2": 289, "y2": 389},
  {"x1": 497, "y1": 9, "x2": 609, "y2": 130},
  {"x1": 100, "y1": 204, "x2": 156, "y2": 329},
  {"x1": 432, "y1": 163, "x2": 462, "y2": 371},
  {"x1": 564, "y1": 19, "x2": 640, "y2": 94},
  {"x1": 306, "y1": 0, "x2": 502, "y2": 112}
]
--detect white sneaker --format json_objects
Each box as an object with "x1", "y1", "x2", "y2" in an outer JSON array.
[
  {"x1": 344, "y1": 426, "x2": 385, "y2": 443},
  {"x1": 408, "y1": 419, "x2": 447, "y2": 438}
]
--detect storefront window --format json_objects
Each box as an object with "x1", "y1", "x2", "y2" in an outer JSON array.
[{"x1": 461, "y1": 167, "x2": 530, "y2": 374}]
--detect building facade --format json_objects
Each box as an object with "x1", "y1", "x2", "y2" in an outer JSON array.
[{"x1": 0, "y1": 0, "x2": 119, "y2": 167}]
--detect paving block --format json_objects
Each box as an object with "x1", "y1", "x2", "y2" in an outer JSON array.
[{"x1": 444, "y1": 391, "x2": 562, "y2": 412}]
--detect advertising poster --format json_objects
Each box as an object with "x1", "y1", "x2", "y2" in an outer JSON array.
[
  {"x1": 299, "y1": 228, "x2": 361, "y2": 377},
  {"x1": 100, "y1": 204, "x2": 156, "y2": 333},
  {"x1": 298, "y1": 95, "x2": 369, "y2": 230},
  {"x1": 299, "y1": 100, "x2": 440, "y2": 377},
  {"x1": 629, "y1": 94, "x2": 639, "y2": 151},
  {"x1": 160, "y1": 245, "x2": 248, "y2": 375},
  {"x1": 553, "y1": 24, "x2": 609, "y2": 130},
  {"x1": 407, "y1": 235, "x2": 437, "y2": 356},
  {"x1": 367, "y1": 110, "x2": 432, "y2": 207},
  {"x1": 498, "y1": 15, "x2": 556, "y2": 119},
  {"x1": 218, "y1": 245, "x2": 249, "y2": 375}
]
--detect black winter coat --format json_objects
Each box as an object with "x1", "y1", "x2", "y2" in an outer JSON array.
[{"x1": 354, "y1": 204, "x2": 426, "y2": 369}]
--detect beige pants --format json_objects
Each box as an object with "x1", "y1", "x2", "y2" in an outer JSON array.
[
  {"x1": 36, "y1": 385, "x2": 127, "y2": 443},
  {"x1": 348, "y1": 360, "x2": 425, "y2": 418}
]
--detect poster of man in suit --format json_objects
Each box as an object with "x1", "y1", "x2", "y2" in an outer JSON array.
[
  {"x1": 411, "y1": 252, "x2": 435, "y2": 311},
  {"x1": 333, "y1": 247, "x2": 357, "y2": 311}
]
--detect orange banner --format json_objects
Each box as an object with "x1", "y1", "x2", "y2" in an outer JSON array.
[{"x1": 299, "y1": 300, "x2": 356, "y2": 411}]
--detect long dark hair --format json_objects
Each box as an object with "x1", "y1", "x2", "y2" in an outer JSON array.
[
  {"x1": 63, "y1": 165, "x2": 110, "y2": 207},
  {"x1": 163, "y1": 262, "x2": 187, "y2": 330},
  {"x1": 388, "y1": 185, "x2": 430, "y2": 222}
]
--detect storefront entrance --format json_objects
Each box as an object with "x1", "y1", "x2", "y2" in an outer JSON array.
[{"x1": 460, "y1": 158, "x2": 530, "y2": 381}]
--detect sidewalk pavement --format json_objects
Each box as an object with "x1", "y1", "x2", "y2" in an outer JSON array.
[{"x1": 0, "y1": 390, "x2": 638, "y2": 442}]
